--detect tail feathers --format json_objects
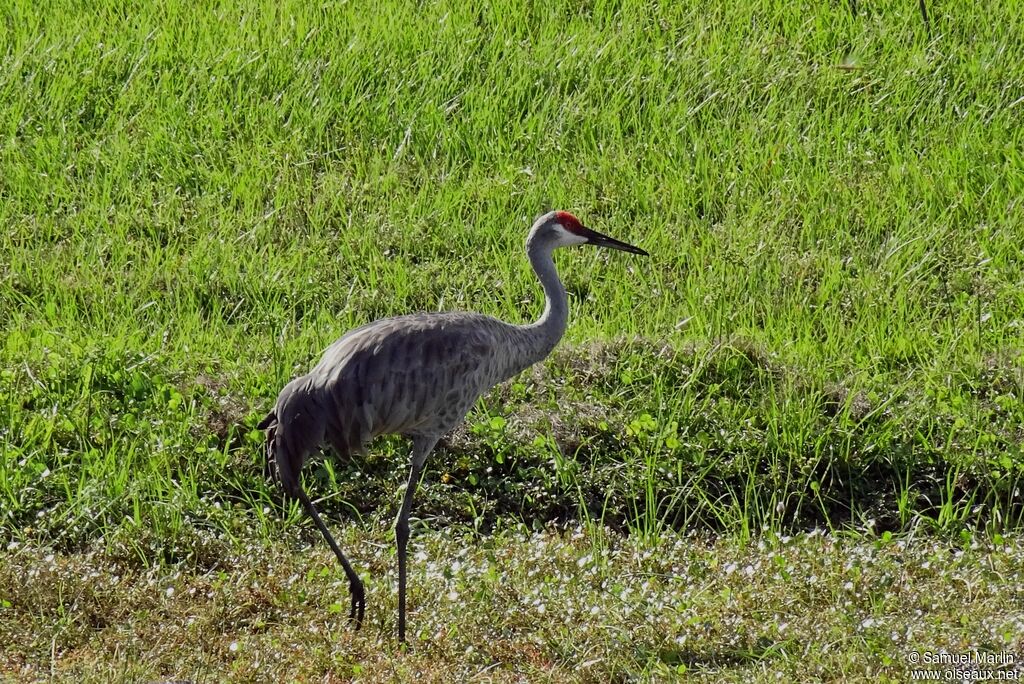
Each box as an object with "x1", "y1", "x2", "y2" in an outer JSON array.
[
  {"x1": 258, "y1": 398, "x2": 320, "y2": 500},
  {"x1": 261, "y1": 415, "x2": 299, "y2": 499},
  {"x1": 258, "y1": 412, "x2": 279, "y2": 481},
  {"x1": 261, "y1": 414, "x2": 280, "y2": 482},
  {"x1": 257, "y1": 411, "x2": 277, "y2": 430}
]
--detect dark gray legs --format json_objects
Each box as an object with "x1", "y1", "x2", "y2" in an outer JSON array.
[
  {"x1": 396, "y1": 436, "x2": 437, "y2": 643},
  {"x1": 289, "y1": 433, "x2": 437, "y2": 642},
  {"x1": 296, "y1": 487, "x2": 366, "y2": 628}
]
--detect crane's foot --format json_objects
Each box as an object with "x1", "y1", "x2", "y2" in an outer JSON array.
[
  {"x1": 349, "y1": 579, "x2": 365, "y2": 630},
  {"x1": 397, "y1": 619, "x2": 411, "y2": 648}
]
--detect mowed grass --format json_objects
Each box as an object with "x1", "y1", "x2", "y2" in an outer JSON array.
[
  {"x1": 5, "y1": 525, "x2": 1024, "y2": 681},
  {"x1": 2, "y1": 0, "x2": 1024, "y2": 679}
]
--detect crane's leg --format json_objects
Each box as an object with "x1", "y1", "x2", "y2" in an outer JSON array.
[
  {"x1": 295, "y1": 486, "x2": 366, "y2": 628},
  {"x1": 396, "y1": 435, "x2": 438, "y2": 643},
  {"x1": 267, "y1": 414, "x2": 363, "y2": 628}
]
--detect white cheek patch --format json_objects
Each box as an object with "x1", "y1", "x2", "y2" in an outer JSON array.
[{"x1": 553, "y1": 223, "x2": 588, "y2": 246}]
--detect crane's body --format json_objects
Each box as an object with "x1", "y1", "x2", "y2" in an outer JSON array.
[
  {"x1": 270, "y1": 311, "x2": 551, "y2": 472},
  {"x1": 259, "y1": 210, "x2": 647, "y2": 642}
]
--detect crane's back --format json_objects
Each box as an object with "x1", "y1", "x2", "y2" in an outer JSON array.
[{"x1": 279, "y1": 311, "x2": 542, "y2": 458}]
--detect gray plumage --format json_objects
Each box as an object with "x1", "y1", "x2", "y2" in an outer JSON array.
[{"x1": 258, "y1": 209, "x2": 647, "y2": 642}]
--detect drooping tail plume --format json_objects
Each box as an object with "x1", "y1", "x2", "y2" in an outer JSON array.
[{"x1": 257, "y1": 411, "x2": 278, "y2": 481}]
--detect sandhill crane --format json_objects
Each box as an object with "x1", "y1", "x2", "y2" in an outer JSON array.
[{"x1": 257, "y1": 210, "x2": 647, "y2": 642}]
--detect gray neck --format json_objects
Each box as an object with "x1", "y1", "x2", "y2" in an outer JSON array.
[{"x1": 515, "y1": 236, "x2": 568, "y2": 368}]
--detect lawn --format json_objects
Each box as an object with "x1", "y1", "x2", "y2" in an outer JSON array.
[{"x1": 2, "y1": 0, "x2": 1023, "y2": 680}]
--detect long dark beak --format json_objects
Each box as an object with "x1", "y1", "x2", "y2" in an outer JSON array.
[{"x1": 580, "y1": 226, "x2": 649, "y2": 256}]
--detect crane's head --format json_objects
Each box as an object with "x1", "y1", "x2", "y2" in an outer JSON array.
[{"x1": 531, "y1": 210, "x2": 649, "y2": 256}]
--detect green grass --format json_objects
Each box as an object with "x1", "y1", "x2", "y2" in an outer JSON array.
[{"x1": 2, "y1": 0, "x2": 1024, "y2": 679}]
